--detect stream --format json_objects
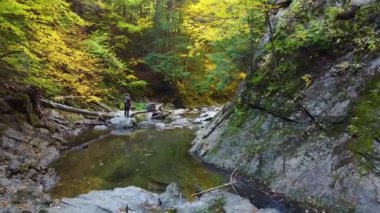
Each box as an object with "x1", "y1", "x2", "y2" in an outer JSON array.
[
  {"x1": 50, "y1": 128, "x2": 224, "y2": 199},
  {"x1": 50, "y1": 128, "x2": 306, "y2": 212}
]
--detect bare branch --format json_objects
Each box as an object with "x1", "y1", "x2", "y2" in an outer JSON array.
[{"x1": 191, "y1": 182, "x2": 237, "y2": 197}]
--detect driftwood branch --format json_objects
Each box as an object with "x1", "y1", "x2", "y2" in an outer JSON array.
[
  {"x1": 229, "y1": 167, "x2": 239, "y2": 194},
  {"x1": 191, "y1": 182, "x2": 237, "y2": 197},
  {"x1": 191, "y1": 167, "x2": 240, "y2": 197}
]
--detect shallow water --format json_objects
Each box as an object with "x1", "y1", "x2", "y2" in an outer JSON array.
[{"x1": 50, "y1": 128, "x2": 225, "y2": 199}]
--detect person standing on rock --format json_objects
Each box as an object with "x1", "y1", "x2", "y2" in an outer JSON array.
[{"x1": 124, "y1": 93, "x2": 132, "y2": 117}]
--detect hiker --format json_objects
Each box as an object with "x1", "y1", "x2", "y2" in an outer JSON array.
[{"x1": 124, "y1": 93, "x2": 131, "y2": 117}]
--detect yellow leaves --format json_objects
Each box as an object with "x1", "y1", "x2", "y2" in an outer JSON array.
[
  {"x1": 77, "y1": 85, "x2": 91, "y2": 95},
  {"x1": 1, "y1": 0, "x2": 146, "y2": 105},
  {"x1": 183, "y1": 0, "x2": 266, "y2": 59},
  {"x1": 129, "y1": 58, "x2": 144, "y2": 66},
  {"x1": 204, "y1": 58, "x2": 216, "y2": 73},
  {"x1": 86, "y1": 95, "x2": 102, "y2": 103},
  {"x1": 136, "y1": 17, "x2": 153, "y2": 30},
  {"x1": 239, "y1": 72, "x2": 247, "y2": 80},
  {"x1": 126, "y1": 75, "x2": 138, "y2": 81},
  {"x1": 24, "y1": 8, "x2": 105, "y2": 98},
  {"x1": 302, "y1": 74, "x2": 312, "y2": 88}
]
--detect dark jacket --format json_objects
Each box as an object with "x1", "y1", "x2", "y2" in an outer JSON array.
[{"x1": 124, "y1": 96, "x2": 131, "y2": 108}]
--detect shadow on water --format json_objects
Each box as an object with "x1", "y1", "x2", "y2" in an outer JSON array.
[{"x1": 50, "y1": 128, "x2": 306, "y2": 212}]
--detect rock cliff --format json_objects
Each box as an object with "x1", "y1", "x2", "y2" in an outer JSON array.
[{"x1": 191, "y1": 0, "x2": 380, "y2": 211}]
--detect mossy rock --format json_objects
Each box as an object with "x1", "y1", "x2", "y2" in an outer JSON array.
[{"x1": 348, "y1": 74, "x2": 380, "y2": 170}]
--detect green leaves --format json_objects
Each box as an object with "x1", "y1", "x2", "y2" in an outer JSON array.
[
  {"x1": 144, "y1": 52, "x2": 190, "y2": 82},
  {"x1": 117, "y1": 21, "x2": 143, "y2": 33},
  {"x1": 0, "y1": 0, "x2": 148, "y2": 104}
]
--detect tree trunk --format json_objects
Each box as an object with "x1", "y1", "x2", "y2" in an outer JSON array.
[
  {"x1": 39, "y1": 99, "x2": 169, "y2": 119},
  {"x1": 39, "y1": 99, "x2": 115, "y2": 119}
]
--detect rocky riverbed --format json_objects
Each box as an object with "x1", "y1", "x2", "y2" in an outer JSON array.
[
  {"x1": 0, "y1": 97, "x2": 310, "y2": 212},
  {"x1": 0, "y1": 95, "x2": 224, "y2": 212},
  {"x1": 46, "y1": 183, "x2": 279, "y2": 213}
]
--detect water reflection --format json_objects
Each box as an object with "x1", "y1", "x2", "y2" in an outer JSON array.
[{"x1": 50, "y1": 129, "x2": 225, "y2": 199}]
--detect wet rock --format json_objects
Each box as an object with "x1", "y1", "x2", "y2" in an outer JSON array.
[
  {"x1": 39, "y1": 147, "x2": 59, "y2": 168},
  {"x1": 155, "y1": 123, "x2": 166, "y2": 130},
  {"x1": 223, "y1": 191, "x2": 258, "y2": 213},
  {"x1": 190, "y1": 109, "x2": 199, "y2": 113},
  {"x1": 109, "y1": 117, "x2": 137, "y2": 129},
  {"x1": 93, "y1": 125, "x2": 108, "y2": 131},
  {"x1": 159, "y1": 183, "x2": 186, "y2": 208},
  {"x1": 192, "y1": 109, "x2": 220, "y2": 125},
  {"x1": 200, "y1": 110, "x2": 218, "y2": 119},
  {"x1": 171, "y1": 118, "x2": 191, "y2": 127},
  {"x1": 200, "y1": 107, "x2": 209, "y2": 113},
  {"x1": 172, "y1": 109, "x2": 188, "y2": 115},
  {"x1": 136, "y1": 121, "x2": 151, "y2": 128},
  {"x1": 46, "y1": 186, "x2": 160, "y2": 213},
  {"x1": 258, "y1": 208, "x2": 281, "y2": 213},
  {"x1": 45, "y1": 184, "x2": 257, "y2": 213},
  {"x1": 110, "y1": 129, "x2": 133, "y2": 136},
  {"x1": 41, "y1": 175, "x2": 58, "y2": 191},
  {"x1": 175, "y1": 189, "x2": 257, "y2": 213},
  {"x1": 170, "y1": 115, "x2": 182, "y2": 120},
  {"x1": 193, "y1": 118, "x2": 203, "y2": 124}
]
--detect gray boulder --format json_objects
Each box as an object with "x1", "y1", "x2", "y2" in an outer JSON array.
[
  {"x1": 109, "y1": 117, "x2": 137, "y2": 129},
  {"x1": 171, "y1": 118, "x2": 191, "y2": 127},
  {"x1": 45, "y1": 183, "x2": 257, "y2": 213},
  {"x1": 155, "y1": 123, "x2": 166, "y2": 130},
  {"x1": 159, "y1": 183, "x2": 186, "y2": 209},
  {"x1": 172, "y1": 109, "x2": 189, "y2": 115},
  {"x1": 175, "y1": 190, "x2": 257, "y2": 213},
  {"x1": 47, "y1": 186, "x2": 160, "y2": 213},
  {"x1": 93, "y1": 125, "x2": 108, "y2": 131}
]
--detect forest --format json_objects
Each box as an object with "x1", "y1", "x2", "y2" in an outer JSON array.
[{"x1": 0, "y1": 0, "x2": 271, "y2": 108}]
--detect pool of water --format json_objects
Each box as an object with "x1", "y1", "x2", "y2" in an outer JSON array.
[{"x1": 50, "y1": 128, "x2": 225, "y2": 199}]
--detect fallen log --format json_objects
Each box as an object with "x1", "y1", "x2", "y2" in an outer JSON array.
[
  {"x1": 40, "y1": 98, "x2": 152, "y2": 118},
  {"x1": 40, "y1": 98, "x2": 174, "y2": 119},
  {"x1": 39, "y1": 99, "x2": 115, "y2": 119}
]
